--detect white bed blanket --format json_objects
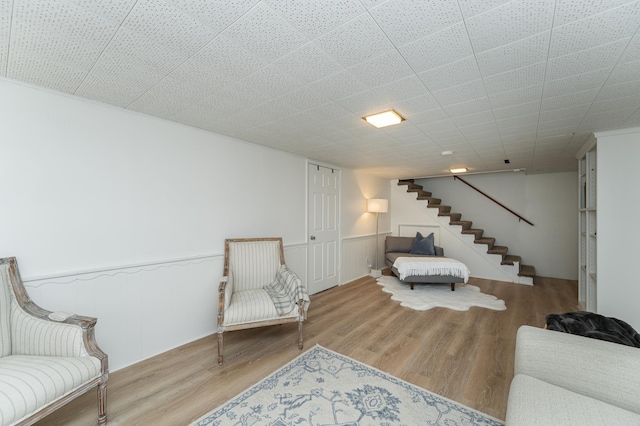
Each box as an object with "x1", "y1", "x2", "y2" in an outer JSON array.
[{"x1": 393, "y1": 257, "x2": 470, "y2": 282}]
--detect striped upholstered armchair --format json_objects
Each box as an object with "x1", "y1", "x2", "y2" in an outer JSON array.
[
  {"x1": 0, "y1": 257, "x2": 108, "y2": 425},
  {"x1": 217, "y1": 238, "x2": 310, "y2": 365}
]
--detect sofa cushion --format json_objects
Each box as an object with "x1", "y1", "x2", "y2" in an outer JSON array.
[
  {"x1": 385, "y1": 236, "x2": 414, "y2": 253},
  {"x1": 506, "y1": 374, "x2": 640, "y2": 425},
  {"x1": 410, "y1": 232, "x2": 435, "y2": 255},
  {"x1": 0, "y1": 355, "x2": 101, "y2": 425}
]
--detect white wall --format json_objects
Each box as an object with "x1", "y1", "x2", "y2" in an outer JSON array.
[
  {"x1": 414, "y1": 172, "x2": 578, "y2": 280},
  {"x1": 0, "y1": 79, "x2": 311, "y2": 371},
  {"x1": 595, "y1": 127, "x2": 640, "y2": 332},
  {"x1": 340, "y1": 169, "x2": 391, "y2": 283},
  {"x1": 0, "y1": 78, "x2": 392, "y2": 371}
]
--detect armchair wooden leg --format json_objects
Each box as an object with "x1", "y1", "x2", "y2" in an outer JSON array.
[
  {"x1": 217, "y1": 332, "x2": 224, "y2": 365},
  {"x1": 450, "y1": 283, "x2": 455, "y2": 291},
  {"x1": 97, "y1": 381, "x2": 107, "y2": 425},
  {"x1": 298, "y1": 320, "x2": 304, "y2": 350}
]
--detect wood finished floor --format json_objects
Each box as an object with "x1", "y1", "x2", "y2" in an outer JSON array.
[{"x1": 37, "y1": 273, "x2": 578, "y2": 425}]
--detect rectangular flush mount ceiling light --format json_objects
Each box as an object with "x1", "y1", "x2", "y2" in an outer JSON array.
[
  {"x1": 363, "y1": 110, "x2": 404, "y2": 128},
  {"x1": 449, "y1": 168, "x2": 468, "y2": 173}
]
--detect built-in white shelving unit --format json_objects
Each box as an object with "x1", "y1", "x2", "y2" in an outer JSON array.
[{"x1": 577, "y1": 136, "x2": 597, "y2": 312}]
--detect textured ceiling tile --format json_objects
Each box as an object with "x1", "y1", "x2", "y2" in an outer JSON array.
[
  {"x1": 549, "y1": 2, "x2": 640, "y2": 58},
  {"x1": 349, "y1": 50, "x2": 414, "y2": 88},
  {"x1": 6, "y1": 53, "x2": 88, "y2": 92},
  {"x1": 496, "y1": 113, "x2": 539, "y2": 130},
  {"x1": 165, "y1": 0, "x2": 258, "y2": 34},
  {"x1": 432, "y1": 79, "x2": 487, "y2": 106},
  {"x1": 1, "y1": 0, "x2": 12, "y2": 74},
  {"x1": 598, "y1": 80, "x2": 640, "y2": 102},
  {"x1": 8, "y1": 1, "x2": 119, "y2": 84},
  {"x1": 123, "y1": 0, "x2": 216, "y2": 55},
  {"x1": 589, "y1": 94, "x2": 640, "y2": 114},
  {"x1": 538, "y1": 116, "x2": 581, "y2": 130},
  {"x1": 265, "y1": 0, "x2": 365, "y2": 39},
  {"x1": 443, "y1": 96, "x2": 492, "y2": 117},
  {"x1": 619, "y1": 33, "x2": 640, "y2": 63},
  {"x1": 451, "y1": 110, "x2": 495, "y2": 127},
  {"x1": 314, "y1": 13, "x2": 394, "y2": 68},
  {"x1": 404, "y1": 107, "x2": 450, "y2": 125},
  {"x1": 607, "y1": 59, "x2": 640, "y2": 85},
  {"x1": 418, "y1": 56, "x2": 482, "y2": 92},
  {"x1": 238, "y1": 64, "x2": 302, "y2": 99},
  {"x1": 308, "y1": 70, "x2": 369, "y2": 100},
  {"x1": 492, "y1": 100, "x2": 541, "y2": 120},
  {"x1": 222, "y1": 2, "x2": 308, "y2": 62},
  {"x1": 539, "y1": 104, "x2": 590, "y2": 122},
  {"x1": 374, "y1": 75, "x2": 428, "y2": 103},
  {"x1": 184, "y1": 36, "x2": 269, "y2": 83},
  {"x1": 127, "y1": 89, "x2": 193, "y2": 118},
  {"x1": 541, "y1": 88, "x2": 599, "y2": 110},
  {"x1": 545, "y1": 39, "x2": 629, "y2": 81},
  {"x1": 553, "y1": 0, "x2": 636, "y2": 26},
  {"x1": 542, "y1": 68, "x2": 611, "y2": 98},
  {"x1": 370, "y1": 0, "x2": 461, "y2": 46},
  {"x1": 75, "y1": 56, "x2": 161, "y2": 106},
  {"x1": 101, "y1": 27, "x2": 189, "y2": 75},
  {"x1": 272, "y1": 42, "x2": 343, "y2": 85},
  {"x1": 335, "y1": 90, "x2": 390, "y2": 116},
  {"x1": 392, "y1": 93, "x2": 441, "y2": 116},
  {"x1": 272, "y1": 86, "x2": 332, "y2": 113},
  {"x1": 457, "y1": 0, "x2": 512, "y2": 19},
  {"x1": 621, "y1": 108, "x2": 640, "y2": 127},
  {"x1": 465, "y1": 0, "x2": 554, "y2": 53},
  {"x1": 476, "y1": 32, "x2": 550, "y2": 77},
  {"x1": 399, "y1": 23, "x2": 474, "y2": 72},
  {"x1": 489, "y1": 84, "x2": 543, "y2": 108},
  {"x1": 483, "y1": 62, "x2": 546, "y2": 95}
]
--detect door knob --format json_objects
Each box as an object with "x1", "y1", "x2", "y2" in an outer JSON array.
[{"x1": 310, "y1": 236, "x2": 316, "y2": 240}]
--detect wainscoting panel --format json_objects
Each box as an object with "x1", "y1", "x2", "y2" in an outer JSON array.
[
  {"x1": 22, "y1": 244, "x2": 308, "y2": 372},
  {"x1": 341, "y1": 233, "x2": 391, "y2": 284},
  {"x1": 24, "y1": 256, "x2": 221, "y2": 372}
]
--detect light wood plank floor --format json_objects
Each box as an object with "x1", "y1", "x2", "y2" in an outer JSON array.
[{"x1": 37, "y1": 273, "x2": 577, "y2": 425}]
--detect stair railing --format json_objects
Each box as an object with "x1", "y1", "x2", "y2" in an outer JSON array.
[{"x1": 453, "y1": 175, "x2": 534, "y2": 226}]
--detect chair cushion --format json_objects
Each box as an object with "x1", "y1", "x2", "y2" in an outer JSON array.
[
  {"x1": 223, "y1": 289, "x2": 297, "y2": 326},
  {"x1": 228, "y1": 241, "x2": 281, "y2": 292},
  {"x1": 506, "y1": 374, "x2": 640, "y2": 425},
  {"x1": 0, "y1": 355, "x2": 101, "y2": 425}
]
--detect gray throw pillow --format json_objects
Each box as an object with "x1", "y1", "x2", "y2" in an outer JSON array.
[{"x1": 410, "y1": 232, "x2": 435, "y2": 255}]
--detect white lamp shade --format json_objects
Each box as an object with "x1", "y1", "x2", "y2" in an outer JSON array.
[{"x1": 367, "y1": 198, "x2": 388, "y2": 213}]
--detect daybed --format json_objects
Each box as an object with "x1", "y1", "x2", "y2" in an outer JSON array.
[
  {"x1": 384, "y1": 234, "x2": 468, "y2": 291},
  {"x1": 505, "y1": 325, "x2": 640, "y2": 425}
]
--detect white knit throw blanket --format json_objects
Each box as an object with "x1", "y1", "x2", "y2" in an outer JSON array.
[{"x1": 393, "y1": 257, "x2": 470, "y2": 282}]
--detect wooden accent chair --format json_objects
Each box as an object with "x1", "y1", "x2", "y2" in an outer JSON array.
[
  {"x1": 0, "y1": 257, "x2": 108, "y2": 425},
  {"x1": 217, "y1": 238, "x2": 310, "y2": 365}
]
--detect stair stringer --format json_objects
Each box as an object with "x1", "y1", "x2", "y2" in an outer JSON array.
[{"x1": 390, "y1": 180, "x2": 533, "y2": 285}]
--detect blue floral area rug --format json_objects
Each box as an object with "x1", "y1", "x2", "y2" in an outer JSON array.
[{"x1": 191, "y1": 345, "x2": 504, "y2": 426}]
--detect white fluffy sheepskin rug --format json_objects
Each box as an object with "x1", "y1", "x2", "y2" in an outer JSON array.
[{"x1": 377, "y1": 275, "x2": 506, "y2": 311}]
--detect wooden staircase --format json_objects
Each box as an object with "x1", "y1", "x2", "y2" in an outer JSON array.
[{"x1": 399, "y1": 179, "x2": 536, "y2": 281}]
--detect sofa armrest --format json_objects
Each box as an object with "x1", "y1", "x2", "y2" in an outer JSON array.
[{"x1": 514, "y1": 325, "x2": 640, "y2": 415}]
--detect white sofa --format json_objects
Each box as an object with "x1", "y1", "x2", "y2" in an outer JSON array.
[{"x1": 506, "y1": 325, "x2": 640, "y2": 425}]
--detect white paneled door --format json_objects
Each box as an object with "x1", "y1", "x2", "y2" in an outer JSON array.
[{"x1": 307, "y1": 164, "x2": 340, "y2": 295}]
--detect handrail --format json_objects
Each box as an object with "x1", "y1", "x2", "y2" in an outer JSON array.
[{"x1": 453, "y1": 175, "x2": 534, "y2": 226}]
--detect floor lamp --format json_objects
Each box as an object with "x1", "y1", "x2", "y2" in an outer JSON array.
[{"x1": 367, "y1": 198, "x2": 388, "y2": 278}]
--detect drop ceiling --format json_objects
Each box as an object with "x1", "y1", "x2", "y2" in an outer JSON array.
[{"x1": 2, "y1": 0, "x2": 640, "y2": 178}]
